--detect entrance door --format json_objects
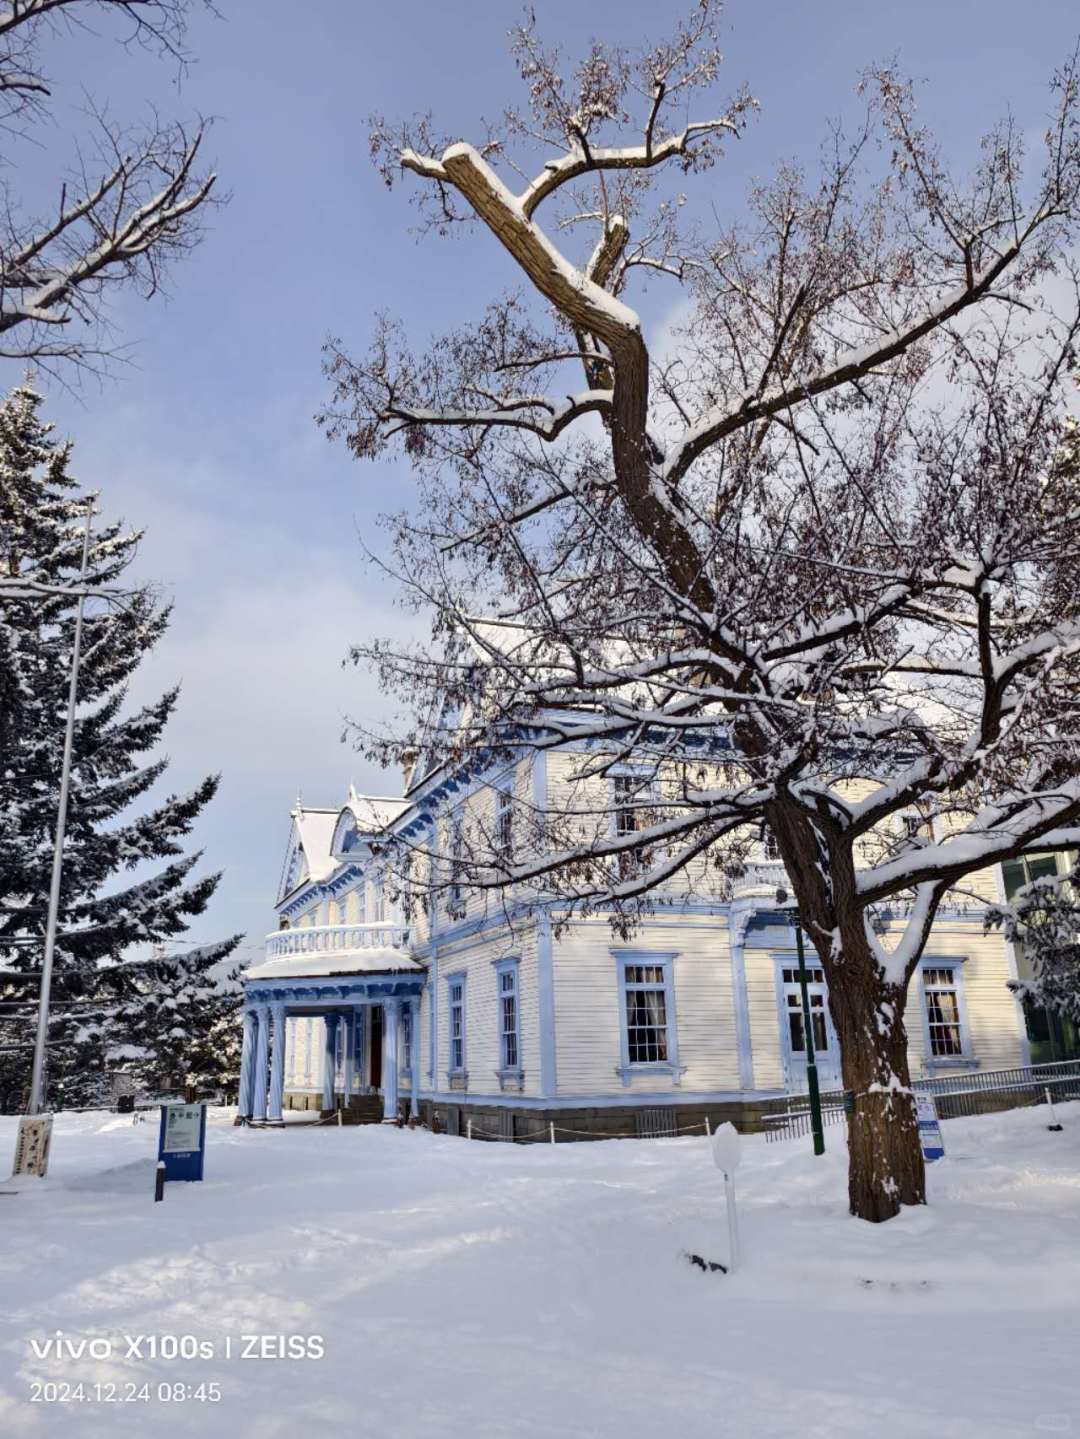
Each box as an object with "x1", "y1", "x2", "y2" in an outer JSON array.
[
  {"x1": 780, "y1": 963, "x2": 841, "y2": 1090},
  {"x1": 369, "y1": 1004, "x2": 383, "y2": 1090}
]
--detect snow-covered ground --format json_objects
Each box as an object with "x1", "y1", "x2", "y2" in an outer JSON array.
[{"x1": 1, "y1": 1105, "x2": 1077, "y2": 1439}]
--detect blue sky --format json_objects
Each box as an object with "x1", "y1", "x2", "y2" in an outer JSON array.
[{"x1": 27, "y1": 0, "x2": 1080, "y2": 958}]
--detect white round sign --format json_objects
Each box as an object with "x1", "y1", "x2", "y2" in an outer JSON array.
[{"x1": 710, "y1": 1121, "x2": 741, "y2": 1174}]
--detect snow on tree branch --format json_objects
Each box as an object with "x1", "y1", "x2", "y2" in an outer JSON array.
[
  {"x1": 0, "y1": 1, "x2": 218, "y2": 374},
  {"x1": 324, "y1": 5, "x2": 1080, "y2": 1222}
]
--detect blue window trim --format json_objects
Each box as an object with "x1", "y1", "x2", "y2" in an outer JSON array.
[
  {"x1": 445, "y1": 968, "x2": 467, "y2": 1081},
  {"x1": 426, "y1": 979, "x2": 436, "y2": 1081},
  {"x1": 611, "y1": 948, "x2": 683, "y2": 1087},
  {"x1": 492, "y1": 956, "x2": 522, "y2": 1079},
  {"x1": 916, "y1": 954, "x2": 977, "y2": 1069},
  {"x1": 399, "y1": 1000, "x2": 412, "y2": 1077}
]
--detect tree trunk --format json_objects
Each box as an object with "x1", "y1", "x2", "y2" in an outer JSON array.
[{"x1": 827, "y1": 935, "x2": 926, "y2": 1222}]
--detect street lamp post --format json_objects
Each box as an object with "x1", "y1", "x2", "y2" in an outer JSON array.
[
  {"x1": 778, "y1": 888, "x2": 826, "y2": 1156},
  {"x1": 27, "y1": 501, "x2": 94, "y2": 1117}
]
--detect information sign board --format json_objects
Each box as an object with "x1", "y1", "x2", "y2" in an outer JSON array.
[{"x1": 157, "y1": 1102, "x2": 207, "y2": 1181}]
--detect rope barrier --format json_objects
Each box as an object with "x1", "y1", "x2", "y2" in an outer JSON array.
[{"x1": 465, "y1": 1118, "x2": 714, "y2": 1143}]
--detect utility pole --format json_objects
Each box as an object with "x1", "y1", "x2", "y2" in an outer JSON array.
[
  {"x1": 778, "y1": 888, "x2": 826, "y2": 1156},
  {"x1": 26, "y1": 500, "x2": 94, "y2": 1118}
]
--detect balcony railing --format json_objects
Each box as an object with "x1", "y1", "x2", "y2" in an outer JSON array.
[
  {"x1": 731, "y1": 860, "x2": 788, "y2": 896},
  {"x1": 264, "y1": 922, "x2": 407, "y2": 961}
]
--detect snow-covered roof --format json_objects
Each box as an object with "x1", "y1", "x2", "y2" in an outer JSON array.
[
  {"x1": 345, "y1": 787, "x2": 409, "y2": 833},
  {"x1": 293, "y1": 807, "x2": 339, "y2": 884},
  {"x1": 244, "y1": 949, "x2": 424, "y2": 982}
]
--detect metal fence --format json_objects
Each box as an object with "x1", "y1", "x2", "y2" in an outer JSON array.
[
  {"x1": 915, "y1": 1058, "x2": 1080, "y2": 1119},
  {"x1": 763, "y1": 1058, "x2": 1080, "y2": 1142},
  {"x1": 763, "y1": 1090, "x2": 848, "y2": 1144}
]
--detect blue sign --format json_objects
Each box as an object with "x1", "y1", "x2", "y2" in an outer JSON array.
[
  {"x1": 157, "y1": 1102, "x2": 207, "y2": 1182},
  {"x1": 915, "y1": 1094, "x2": 945, "y2": 1162}
]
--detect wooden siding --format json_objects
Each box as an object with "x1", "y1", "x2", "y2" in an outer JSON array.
[
  {"x1": 422, "y1": 915, "x2": 542, "y2": 1098},
  {"x1": 745, "y1": 947, "x2": 786, "y2": 1090},
  {"x1": 551, "y1": 915, "x2": 741, "y2": 1096}
]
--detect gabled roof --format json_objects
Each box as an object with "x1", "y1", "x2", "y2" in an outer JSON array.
[
  {"x1": 276, "y1": 805, "x2": 340, "y2": 904},
  {"x1": 329, "y1": 788, "x2": 411, "y2": 860},
  {"x1": 346, "y1": 786, "x2": 409, "y2": 833}
]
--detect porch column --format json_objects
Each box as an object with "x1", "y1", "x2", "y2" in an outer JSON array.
[
  {"x1": 342, "y1": 1009, "x2": 356, "y2": 1105},
  {"x1": 236, "y1": 1007, "x2": 257, "y2": 1118},
  {"x1": 382, "y1": 998, "x2": 400, "y2": 1121},
  {"x1": 409, "y1": 995, "x2": 421, "y2": 1118},
  {"x1": 322, "y1": 1013, "x2": 340, "y2": 1111},
  {"x1": 356, "y1": 1007, "x2": 367, "y2": 1091},
  {"x1": 251, "y1": 1004, "x2": 270, "y2": 1121},
  {"x1": 267, "y1": 1001, "x2": 287, "y2": 1125}
]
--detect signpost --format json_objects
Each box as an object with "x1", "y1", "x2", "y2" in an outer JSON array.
[
  {"x1": 915, "y1": 1093, "x2": 945, "y2": 1162},
  {"x1": 710, "y1": 1122, "x2": 742, "y2": 1273},
  {"x1": 157, "y1": 1102, "x2": 207, "y2": 1185}
]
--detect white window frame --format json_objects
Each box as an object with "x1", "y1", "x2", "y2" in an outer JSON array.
[
  {"x1": 446, "y1": 817, "x2": 465, "y2": 918},
  {"x1": 495, "y1": 783, "x2": 514, "y2": 862},
  {"x1": 610, "y1": 769, "x2": 662, "y2": 880},
  {"x1": 918, "y1": 958, "x2": 974, "y2": 1065},
  {"x1": 611, "y1": 949, "x2": 683, "y2": 1087},
  {"x1": 493, "y1": 957, "x2": 521, "y2": 1077},
  {"x1": 446, "y1": 971, "x2": 467, "y2": 1081}
]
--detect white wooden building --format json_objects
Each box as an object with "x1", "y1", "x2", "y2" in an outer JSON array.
[{"x1": 236, "y1": 738, "x2": 1031, "y2": 1137}]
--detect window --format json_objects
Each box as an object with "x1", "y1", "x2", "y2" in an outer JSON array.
[
  {"x1": 922, "y1": 966, "x2": 964, "y2": 1058},
  {"x1": 612, "y1": 773, "x2": 659, "y2": 878},
  {"x1": 1002, "y1": 852, "x2": 1064, "y2": 900},
  {"x1": 497, "y1": 963, "x2": 520, "y2": 1071},
  {"x1": 426, "y1": 841, "x2": 437, "y2": 928},
  {"x1": 447, "y1": 821, "x2": 465, "y2": 917},
  {"x1": 614, "y1": 775, "x2": 640, "y2": 840},
  {"x1": 495, "y1": 785, "x2": 513, "y2": 861},
  {"x1": 613, "y1": 952, "x2": 681, "y2": 1085},
  {"x1": 355, "y1": 883, "x2": 367, "y2": 925},
  {"x1": 782, "y1": 966, "x2": 828, "y2": 1053},
  {"x1": 761, "y1": 825, "x2": 780, "y2": 862},
  {"x1": 448, "y1": 977, "x2": 466, "y2": 1072},
  {"x1": 373, "y1": 874, "x2": 385, "y2": 924},
  {"x1": 624, "y1": 964, "x2": 669, "y2": 1063},
  {"x1": 401, "y1": 1004, "x2": 412, "y2": 1074}
]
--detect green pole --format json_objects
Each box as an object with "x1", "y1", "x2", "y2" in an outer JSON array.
[{"x1": 794, "y1": 915, "x2": 826, "y2": 1156}]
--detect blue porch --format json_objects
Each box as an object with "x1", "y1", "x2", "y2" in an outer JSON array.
[{"x1": 237, "y1": 967, "x2": 425, "y2": 1125}]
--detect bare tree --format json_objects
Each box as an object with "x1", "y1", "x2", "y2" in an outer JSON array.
[
  {"x1": 321, "y1": 5, "x2": 1080, "y2": 1222},
  {"x1": 0, "y1": 0, "x2": 216, "y2": 374}
]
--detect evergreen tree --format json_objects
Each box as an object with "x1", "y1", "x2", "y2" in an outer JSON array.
[
  {"x1": 0, "y1": 381, "x2": 240, "y2": 1109},
  {"x1": 109, "y1": 943, "x2": 244, "y2": 1098},
  {"x1": 988, "y1": 865, "x2": 1080, "y2": 1026}
]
